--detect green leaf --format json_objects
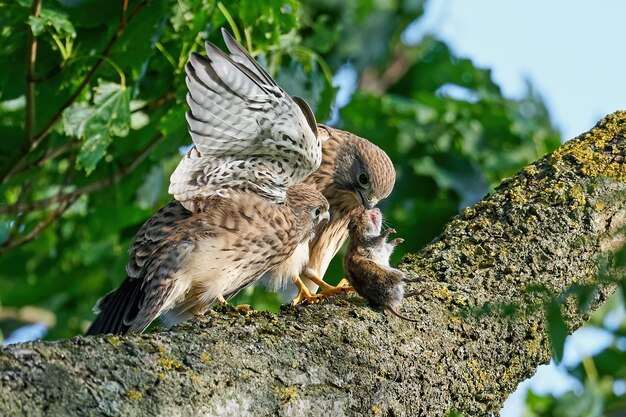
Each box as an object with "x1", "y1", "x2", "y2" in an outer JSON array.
[
  {"x1": 27, "y1": 8, "x2": 76, "y2": 38},
  {"x1": 63, "y1": 81, "x2": 130, "y2": 174},
  {"x1": 546, "y1": 300, "x2": 569, "y2": 363},
  {"x1": 135, "y1": 165, "x2": 164, "y2": 209}
]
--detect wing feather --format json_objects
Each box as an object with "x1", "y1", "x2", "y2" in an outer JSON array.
[{"x1": 169, "y1": 29, "x2": 321, "y2": 211}]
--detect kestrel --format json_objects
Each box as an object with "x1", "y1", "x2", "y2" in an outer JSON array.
[
  {"x1": 166, "y1": 29, "x2": 395, "y2": 305},
  {"x1": 263, "y1": 126, "x2": 396, "y2": 303},
  {"x1": 86, "y1": 184, "x2": 329, "y2": 335}
]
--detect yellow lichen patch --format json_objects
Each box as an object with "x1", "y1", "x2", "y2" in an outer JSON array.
[
  {"x1": 524, "y1": 322, "x2": 542, "y2": 354},
  {"x1": 157, "y1": 356, "x2": 185, "y2": 371},
  {"x1": 594, "y1": 201, "x2": 606, "y2": 211},
  {"x1": 523, "y1": 164, "x2": 539, "y2": 177},
  {"x1": 461, "y1": 206, "x2": 477, "y2": 220},
  {"x1": 453, "y1": 294, "x2": 468, "y2": 306},
  {"x1": 500, "y1": 356, "x2": 523, "y2": 385},
  {"x1": 106, "y1": 336, "x2": 122, "y2": 347},
  {"x1": 552, "y1": 112, "x2": 626, "y2": 181},
  {"x1": 432, "y1": 285, "x2": 453, "y2": 302},
  {"x1": 467, "y1": 359, "x2": 488, "y2": 391},
  {"x1": 200, "y1": 352, "x2": 213, "y2": 365},
  {"x1": 126, "y1": 390, "x2": 143, "y2": 401},
  {"x1": 568, "y1": 183, "x2": 587, "y2": 208},
  {"x1": 371, "y1": 404, "x2": 383, "y2": 415},
  {"x1": 280, "y1": 386, "x2": 298, "y2": 402},
  {"x1": 157, "y1": 373, "x2": 167, "y2": 381},
  {"x1": 508, "y1": 186, "x2": 527, "y2": 205},
  {"x1": 188, "y1": 371, "x2": 202, "y2": 384},
  {"x1": 273, "y1": 385, "x2": 298, "y2": 403},
  {"x1": 354, "y1": 308, "x2": 380, "y2": 321}
]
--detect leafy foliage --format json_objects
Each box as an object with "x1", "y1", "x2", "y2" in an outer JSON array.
[
  {"x1": 524, "y1": 242, "x2": 626, "y2": 416},
  {"x1": 0, "y1": 0, "x2": 558, "y2": 347}
]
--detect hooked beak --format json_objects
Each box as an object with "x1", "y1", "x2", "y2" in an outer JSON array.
[
  {"x1": 319, "y1": 210, "x2": 330, "y2": 223},
  {"x1": 357, "y1": 190, "x2": 377, "y2": 210}
]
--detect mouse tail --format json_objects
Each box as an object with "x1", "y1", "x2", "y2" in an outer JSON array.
[{"x1": 387, "y1": 306, "x2": 421, "y2": 323}]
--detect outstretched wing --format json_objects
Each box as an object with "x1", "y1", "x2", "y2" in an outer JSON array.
[{"x1": 169, "y1": 28, "x2": 321, "y2": 212}]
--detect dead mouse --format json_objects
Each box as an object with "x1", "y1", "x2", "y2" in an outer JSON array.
[{"x1": 343, "y1": 207, "x2": 422, "y2": 322}]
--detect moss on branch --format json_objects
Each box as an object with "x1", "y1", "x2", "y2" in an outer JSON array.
[{"x1": 2, "y1": 112, "x2": 626, "y2": 417}]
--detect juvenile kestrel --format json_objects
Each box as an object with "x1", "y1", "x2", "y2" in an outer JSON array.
[{"x1": 86, "y1": 184, "x2": 329, "y2": 335}]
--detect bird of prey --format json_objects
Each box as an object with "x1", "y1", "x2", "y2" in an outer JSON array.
[
  {"x1": 86, "y1": 184, "x2": 329, "y2": 335},
  {"x1": 166, "y1": 29, "x2": 397, "y2": 305},
  {"x1": 265, "y1": 125, "x2": 396, "y2": 304}
]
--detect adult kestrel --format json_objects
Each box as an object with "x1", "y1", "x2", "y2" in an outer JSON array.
[
  {"x1": 86, "y1": 184, "x2": 329, "y2": 335},
  {"x1": 265, "y1": 126, "x2": 396, "y2": 303}
]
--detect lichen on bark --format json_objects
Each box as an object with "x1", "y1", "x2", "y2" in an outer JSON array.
[{"x1": 2, "y1": 112, "x2": 626, "y2": 417}]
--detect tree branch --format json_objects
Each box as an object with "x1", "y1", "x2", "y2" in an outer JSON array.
[
  {"x1": 0, "y1": 132, "x2": 162, "y2": 216},
  {"x1": 1, "y1": 113, "x2": 626, "y2": 416}
]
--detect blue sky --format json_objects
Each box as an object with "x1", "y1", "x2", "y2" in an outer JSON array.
[
  {"x1": 413, "y1": 0, "x2": 626, "y2": 141},
  {"x1": 406, "y1": 1, "x2": 626, "y2": 415}
]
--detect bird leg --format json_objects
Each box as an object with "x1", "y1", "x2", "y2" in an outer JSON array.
[
  {"x1": 217, "y1": 295, "x2": 252, "y2": 312},
  {"x1": 302, "y1": 269, "x2": 354, "y2": 298},
  {"x1": 291, "y1": 276, "x2": 326, "y2": 305}
]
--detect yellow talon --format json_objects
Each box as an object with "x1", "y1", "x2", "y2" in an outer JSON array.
[
  {"x1": 291, "y1": 276, "x2": 327, "y2": 305},
  {"x1": 303, "y1": 270, "x2": 354, "y2": 298}
]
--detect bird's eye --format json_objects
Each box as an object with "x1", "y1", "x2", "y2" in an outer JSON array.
[
  {"x1": 358, "y1": 173, "x2": 369, "y2": 186},
  {"x1": 314, "y1": 207, "x2": 321, "y2": 217}
]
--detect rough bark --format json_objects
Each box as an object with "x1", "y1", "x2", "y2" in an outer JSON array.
[{"x1": 2, "y1": 112, "x2": 626, "y2": 417}]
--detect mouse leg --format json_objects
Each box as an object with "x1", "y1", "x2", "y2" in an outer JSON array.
[
  {"x1": 404, "y1": 288, "x2": 425, "y2": 298},
  {"x1": 403, "y1": 275, "x2": 426, "y2": 283}
]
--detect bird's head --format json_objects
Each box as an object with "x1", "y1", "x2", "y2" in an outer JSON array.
[
  {"x1": 286, "y1": 184, "x2": 330, "y2": 239},
  {"x1": 332, "y1": 135, "x2": 396, "y2": 210}
]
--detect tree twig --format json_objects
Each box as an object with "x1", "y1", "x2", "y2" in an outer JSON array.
[
  {"x1": 0, "y1": 132, "x2": 163, "y2": 215},
  {"x1": 0, "y1": 196, "x2": 78, "y2": 255},
  {"x1": 31, "y1": 0, "x2": 148, "y2": 146},
  {"x1": 12, "y1": 142, "x2": 78, "y2": 176},
  {"x1": 1, "y1": 0, "x2": 149, "y2": 185},
  {"x1": 25, "y1": 0, "x2": 42, "y2": 144},
  {"x1": 0, "y1": 153, "x2": 78, "y2": 255},
  {"x1": 131, "y1": 92, "x2": 176, "y2": 114}
]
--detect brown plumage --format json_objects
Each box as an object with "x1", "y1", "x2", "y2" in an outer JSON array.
[
  {"x1": 86, "y1": 184, "x2": 329, "y2": 335},
  {"x1": 263, "y1": 125, "x2": 396, "y2": 302}
]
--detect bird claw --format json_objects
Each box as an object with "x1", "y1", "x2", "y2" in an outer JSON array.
[
  {"x1": 291, "y1": 275, "x2": 354, "y2": 305},
  {"x1": 318, "y1": 278, "x2": 354, "y2": 298},
  {"x1": 291, "y1": 288, "x2": 327, "y2": 305},
  {"x1": 234, "y1": 304, "x2": 252, "y2": 313}
]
